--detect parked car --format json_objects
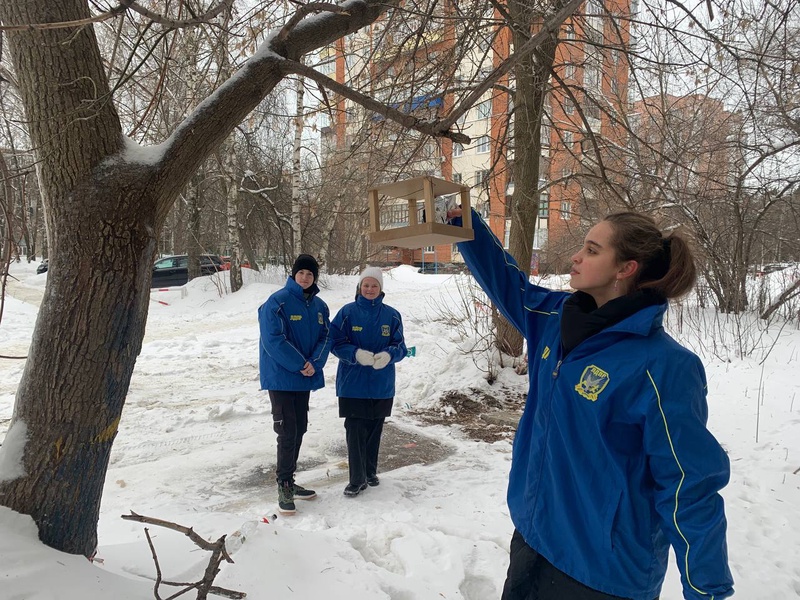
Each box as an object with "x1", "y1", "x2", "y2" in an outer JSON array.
[
  {"x1": 416, "y1": 262, "x2": 468, "y2": 275},
  {"x1": 36, "y1": 259, "x2": 48, "y2": 274},
  {"x1": 220, "y1": 255, "x2": 251, "y2": 270},
  {"x1": 151, "y1": 254, "x2": 224, "y2": 288}
]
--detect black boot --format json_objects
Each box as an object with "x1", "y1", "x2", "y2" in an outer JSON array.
[
  {"x1": 277, "y1": 480, "x2": 296, "y2": 514},
  {"x1": 343, "y1": 482, "x2": 367, "y2": 497}
]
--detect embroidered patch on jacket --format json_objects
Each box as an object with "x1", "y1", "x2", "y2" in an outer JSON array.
[
  {"x1": 352, "y1": 325, "x2": 363, "y2": 332},
  {"x1": 381, "y1": 325, "x2": 390, "y2": 337},
  {"x1": 290, "y1": 315, "x2": 302, "y2": 321},
  {"x1": 542, "y1": 346, "x2": 551, "y2": 360},
  {"x1": 574, "y1": 365, "x2": 610, "y2": 402},
  {"x1": 318, "y1": 312, "x2": 324, "y2": 325}
]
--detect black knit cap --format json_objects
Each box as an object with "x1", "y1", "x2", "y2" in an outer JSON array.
[{"x1": 292, "y1": 254, "x2": 319, "y2": 281}]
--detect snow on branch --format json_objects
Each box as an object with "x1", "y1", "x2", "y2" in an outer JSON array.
[{"x1": 275, "y1": 2, "x2": 351, "y2": 44}]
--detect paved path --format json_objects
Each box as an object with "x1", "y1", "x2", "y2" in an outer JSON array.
[{"x1": 3, "y1": 276, "x2": 43, "y2": 307}]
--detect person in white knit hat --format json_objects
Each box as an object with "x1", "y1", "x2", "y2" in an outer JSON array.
[{"x1": 330, "y1": 266, "x2": 406, "y2": 496}]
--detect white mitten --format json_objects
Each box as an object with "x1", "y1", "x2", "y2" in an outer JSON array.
[
  {"x1": 355, "y1": 349, "x2": 375, "y2": 366},
  {"x1": 372, "y1": 351, "x2": 391, "y2": 370}
]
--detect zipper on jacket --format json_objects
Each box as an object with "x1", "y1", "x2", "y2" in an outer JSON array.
[{"x1": 552, "y1": 359, "x2": 562, "y2": 379}]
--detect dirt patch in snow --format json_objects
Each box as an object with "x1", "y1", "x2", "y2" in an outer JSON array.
[{"x1": 410, "y1": 387, "x2": 525, "y2": 443}]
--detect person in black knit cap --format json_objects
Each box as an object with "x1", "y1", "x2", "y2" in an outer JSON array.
[{"x1": 258, "y1": 254, "x2": 331, "y2": 514}]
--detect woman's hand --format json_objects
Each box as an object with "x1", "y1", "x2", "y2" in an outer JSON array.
[
  {"x1": 300, "y1": 361, "x2": 315, "y2": 376},
  {"x1": 355, "y1": 349, "x2": 375, "y2": 366},
  {"x1": 446, "y1": 207, "x2": 463, "y2": 220}
]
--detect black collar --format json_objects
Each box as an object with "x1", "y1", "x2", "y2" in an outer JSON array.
[{"x1": 560, "y1": 290, "x2": 664, "y2": 356}]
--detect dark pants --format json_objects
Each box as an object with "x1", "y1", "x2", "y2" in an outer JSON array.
[
  {"x1": 269, "y1": 390, "x2": 310, "y2": 483},
  {"x1": 344, "y1": 416, "x2": 384, "y2": 486},
  {"x1": 502, "y1": 530, "x2": 658, "y2": 600}
]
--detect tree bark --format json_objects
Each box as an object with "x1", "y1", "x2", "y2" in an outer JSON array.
[{"x1": 291, "y1": 76, "x2": 305, "y2": 257}]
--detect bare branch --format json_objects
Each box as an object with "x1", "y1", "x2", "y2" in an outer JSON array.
[
  {"x1": 121, "y1": 511, "x2": 232, "y2": 557},
  {"x1": 281, "y1": 58, "x2": 471, "y2": 144},
  {"x1": 126, "y1": 0, "x2": 234, "y2": 29},
  {"x1": 0, "y1": 0, "x2": 232, "y2": 32},
  {"x1": 434, "y1": 0, "x2": 584, "y2": 135},
  {"x1": 0, "y1": 0, "x2": 133, "y2": 31}
]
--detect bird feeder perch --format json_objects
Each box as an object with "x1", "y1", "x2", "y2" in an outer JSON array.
[{"x1": 367, "y1": 176, "x2": 473, "y2": 249}]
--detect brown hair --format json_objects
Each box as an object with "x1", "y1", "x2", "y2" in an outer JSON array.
[{"x1": 603, "y1": 212, "x2": 696, "y2": 299}]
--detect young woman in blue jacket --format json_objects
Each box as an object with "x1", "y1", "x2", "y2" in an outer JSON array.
[
  {"x1": 331, "y1": 267, "x2": 407, "y2": 497},
  {"x1": 258, "y1": 254, "x2": 331, "y2": 514},
  {"x1": 449, "y1": 209, "x2": 733, "y2": 600}
]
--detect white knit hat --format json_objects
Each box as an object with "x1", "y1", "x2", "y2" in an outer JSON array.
[{"x1": 358, "y1": 266, "x2": 384, "y2": 291}]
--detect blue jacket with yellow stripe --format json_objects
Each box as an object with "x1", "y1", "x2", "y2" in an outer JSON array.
[
  {"x1": 258, "y1": 277, "x2": 331, "y2": 391},
  {"x1": 330, "y1": 293, "x2": 406, "y2": 399},
  {"x1": 456, "y1": 212, "x2": 733, "y2": 600}
]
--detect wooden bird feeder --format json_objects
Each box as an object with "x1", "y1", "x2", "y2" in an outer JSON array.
[{"x1": 368, "y1": 176, "x2": 473, "y2": 249}]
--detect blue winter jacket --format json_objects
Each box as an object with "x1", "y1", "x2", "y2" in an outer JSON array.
[
  {"x1": 258, "y1": 277, "x2": 331, "y2": 391},
  {"x1": 457, "y1": 212, "x2": 733, "y2": 600},
  {"x1": 330, "y1": 294, "x2": 407, "y2": 399}
]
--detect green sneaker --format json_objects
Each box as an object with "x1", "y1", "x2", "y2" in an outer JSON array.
[
  {"x1": 292, "y1": 481, "x2": 317, "y2": 500},
  {"x1": 277, "y1": 480, "x2": 296, "y2": 514}
]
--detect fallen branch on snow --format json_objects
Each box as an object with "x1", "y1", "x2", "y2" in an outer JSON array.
[{"x1": 121, "y1": 511, "x2": 246, "y2": 600}]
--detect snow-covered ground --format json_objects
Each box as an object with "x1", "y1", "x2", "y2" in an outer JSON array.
[{"x1": 1, "y1": 260, "x2": 799, "y2": 599}]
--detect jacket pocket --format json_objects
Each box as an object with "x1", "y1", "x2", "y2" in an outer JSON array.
[{"x1": 604, "y1": 489, "x2": 622, "y2": 552}]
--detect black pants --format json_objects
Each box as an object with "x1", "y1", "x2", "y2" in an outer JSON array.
[
  {"x1": 502, "y1": 530, "x2": 658, "y2": 600},
  {"x1": 344, "y1": 416, "x2": 384, "y2": 486},
  {"x1": 269, "y1": 390, "x2": 310, "y2": 483}
]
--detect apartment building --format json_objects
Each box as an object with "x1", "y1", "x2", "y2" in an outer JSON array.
[{"x1": 316, "y1": 0, "x2": 632, "y2": 269}]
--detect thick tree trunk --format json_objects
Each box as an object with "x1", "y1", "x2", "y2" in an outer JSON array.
[{"x1": 1, "y1": 167, "x2": 159, "y2": 555}]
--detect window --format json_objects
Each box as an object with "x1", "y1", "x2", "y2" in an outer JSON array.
[
  {"x1": 585, "y1": 100, "x2": 601, "y2": 120},
  {"x1": 424, "y1": 246, "x2": 435, "y2": 253},
  {"x1": 585, "y1": 60, "x2": 601, "y2": 89},
  {"x1": 540, "y1": 122, "x2": 551, "y2": 147},
  {"x1": 560, "y1": 200, "x2": 572, "y2": 220},
  {"x1": 538, "y1": 178, "x2": 549, "y2": 218},
  {"x1": 452, "y1": 172, "x2": 462, "y2": 184},
  {"x1": 453, "y1": 143, "x2": 463, "y2": 157},
  {"x1": 475, "y1": 169, "x2": 489, "y2": 187},
  {"x1": 564, "y1": 98, "x2": 575, "y2": 115},
  {"x1": 504, "y1": 219, "x2": 511, "y2": 249},
  {"x1": 564, "y1": 24, "x2": 576, "y2": 40},
  {"x1": 564, "y1": 63, "x2": 576, "y2": 80},
  {"x1": 539, "y1": 198, "x2": 549, "y2": 219},
  {"x1": 563, "y1": 131, "x2": 573, "y2": 148},
  {"x1": 476, "y1": 135, "x2": 490, "y2": 153},
  {"x1": 534, "y1": 227, "x2": 548, "y2": 250},
  {"x1": 380, "y1": 204, "x2": 409, "y2": 228},
  {"x1": 476, "y1": 99, "x2": 492, "y2": 119}
]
